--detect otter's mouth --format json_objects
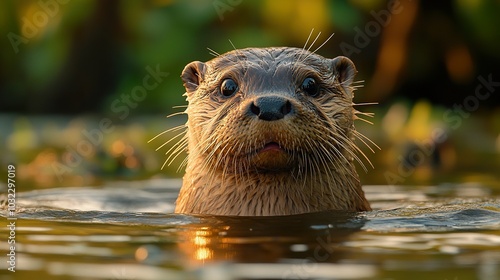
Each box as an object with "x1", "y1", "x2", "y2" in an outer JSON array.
[
  {"x1": 258, "y1": 142, "x2": 284, "y2": 153},
  {"x1": 250, "y1": 141, "x2": 293, "y2": 172}
]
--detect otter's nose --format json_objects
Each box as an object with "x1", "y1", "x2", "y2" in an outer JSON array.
[{"x1": 249, "y1": 96, "x2": 292, "y2": 121}]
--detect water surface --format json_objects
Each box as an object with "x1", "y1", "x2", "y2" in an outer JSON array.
[{"x1": 1, "y1": 179, "x2": 499, "y2": 280}]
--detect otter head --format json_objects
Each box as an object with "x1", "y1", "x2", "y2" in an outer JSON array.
[{"x1": 176, "y1": 47, "x2": 371, "y2": 215}]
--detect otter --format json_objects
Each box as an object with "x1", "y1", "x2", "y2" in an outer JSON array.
[{"x1": 170, "y1": 47, "x2": 372, "y2": 216}]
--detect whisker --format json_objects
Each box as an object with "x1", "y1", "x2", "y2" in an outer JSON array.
[
  {"x1": 306, "y1": 31, "x2": 321, "y2": 53},
  {"x1": 355, "y1": 116, "x2": 374, "y2": 125},
  {"x1": 166, "y1": 111, "x2": 187, "y2": 118},
  {"x1": 353, "y1": 102, "x2": 378, "y2": 106},
  {"x1": 161, "y1": 135, "x2": 186, "y2": 171},
  {"x1": 351, "y1": 143, "x2": 373, "y2": 170},
  {"x1": 310, "y1": 33, "x2": 334, "y2": 54},
  {"x1": 177, "y1": 155, "x2": 189, "y2": 172},
  {"x1": 355, "y1": 110, "x2": 375, "y2": 118},
  {"x1": 321, "y1": 124, "x2": 370, "y2": 172},
  {"x1": 303, "y1": 28, "x2": 315, "y2": 50},
  {"x1": 148, "y1": 125, "x2": 185, "y2": 143},
  {"x1": 300, "y1": 31, "x2": 334, "y2": 63},
  {"x1": 228, "y1": 39, "x2": 237, "y2": 50},
  {"x1": 353, "y1": 130, "x2": 381, "y2": 151},
  {"x1": 155, "y1": 130, "x2": 186, "y2": 151},
  {"x1": 331, "y1": 124, "x2": 374, "y2": 170},
  {"x1": 207, "y1": 47, "x2": 220, "y2": 57},
  {"x1": 164, "y1": 136, "x2": 188, "y2": 164},
  {"x1": 353, "y1": 133, "x2": 375, "y2": 154}
]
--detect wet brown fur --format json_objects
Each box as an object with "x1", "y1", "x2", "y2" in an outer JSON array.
[{"x1": 168, "y1": 47, "x2": 372, "y2": 215}]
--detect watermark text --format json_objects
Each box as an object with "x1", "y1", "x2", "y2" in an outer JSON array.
[{"x1": 6, "y1": 164, "x2": 17, "y2": 272}]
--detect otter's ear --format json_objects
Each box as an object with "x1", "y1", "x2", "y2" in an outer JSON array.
[
  {"x1": 331, "y1": 56, "x2": 357, "y2": 89},
  {"x1": 181, "y1": 61, "x2": 206, "y2": 93}
]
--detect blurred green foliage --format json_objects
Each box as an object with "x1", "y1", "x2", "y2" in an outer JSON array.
[{"x1": 1, "y1": 0, "x2": 499, "y2": 114}]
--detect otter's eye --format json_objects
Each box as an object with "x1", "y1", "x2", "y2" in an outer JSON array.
[
  {"x1": 220, "y1": 78, "x2": 238, "y2": 97},
  {"x1": 301, "y1": 77, "x2": 319, "y2": 97}
]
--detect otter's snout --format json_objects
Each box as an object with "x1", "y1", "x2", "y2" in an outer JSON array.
[{"x1": 248, "y1": 95, "x2": 293, "y2": 121}]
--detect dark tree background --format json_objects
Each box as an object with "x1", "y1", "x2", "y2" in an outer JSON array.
[{"x1": 1, "y1": 0, "x2": 498, "y2": 115}]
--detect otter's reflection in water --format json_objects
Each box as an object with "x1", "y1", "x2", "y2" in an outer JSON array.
[{"x1": 177, "y1": 211, "x2": 366, "y2": 266}]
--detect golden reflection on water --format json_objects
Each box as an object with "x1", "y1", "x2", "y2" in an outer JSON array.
[
  {"x1": 195, "y1": 247, "x2": 213, "y2": 262},
  {"x1": 176, "y1": 212, "x2": 364, "y2": 267},
  {"x1": 193, "y1": 228, "x2": 213, "y2": 261}
]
